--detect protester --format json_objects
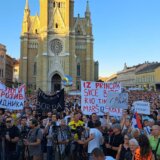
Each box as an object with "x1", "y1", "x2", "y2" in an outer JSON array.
[
  {"x1": 0, "y1": 89, "x2": 160, "y2": 160},
  {"x1": 17, "y1": 116, "x2": 30, "y2": 160},
  {"x1": 24, "y1": 118, "x2": 43, "y2": 160},
  {"x1": 88, "y1": 120, "x2": 104, "y2": 160},
  {"x1": 116, "y1": 134, "x2": 131, "y2": 160},
  {"x1": 92, "y1": 148, "x2": 115, "y2": 160},
  {"x1": 4, "y1": 116, "x2": 20, "y2": 160},
  {"x1": 134, "y1": 134, "x2": 154, "y2": 160},
  {"x1": 88, "y1": 113, "x2": 98, "y2": 128},
  {"x1": 149, "y1": 125, "x2": 160, "y2": 159},
  {"x1": 105, "y1": 123, "x2": 123, "y2": 158},
  {"x1": 124, "y1": 138, "x2": 139, "y2": 160}
]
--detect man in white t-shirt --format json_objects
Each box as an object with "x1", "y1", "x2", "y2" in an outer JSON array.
[
  {"x1": 92, "y1": 148, "x2": 115, "y2": 160},
  {"x1": 88, "y1": 120, "x2": 104, "y2": 160}
]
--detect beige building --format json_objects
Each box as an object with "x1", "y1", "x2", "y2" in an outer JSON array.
[
  {"x1": 94, "y1": 61, "x2": 99, "y2": 82},
  {"x1": 19, "y1": 0, "x2": 96, "y2": 92},
  {"x1": 117, "y1": 63, "x2": 148, "y2": 88},
  {"x1": 135, "y1": 63, "x2": 160, "y2": 90},
  {"x1": 13, "y1": 59, "x2": 20, "y2": 83},
  {"x1": 0, "y1": 44, "x2": 14, "y2": 87},
  {"x1": 0, "y1": 44, "x2": 6, "y2": 83}
]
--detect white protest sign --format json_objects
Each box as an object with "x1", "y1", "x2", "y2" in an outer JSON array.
[
  {"x1": 106, "y1": 92, "x2": 128, "y2": 109},
  {"x1": 81, "y1": 81, "x2": 122, "y2": 115},
  {"x1": 106, "y1": 107, "x2": 123, "y2": 117},
  {"x1": 0, "y1": 82, "x2": 25, "y2": 110},
  {"x1": 133, "y1": 101, "x2": 150, "y2": 115}
]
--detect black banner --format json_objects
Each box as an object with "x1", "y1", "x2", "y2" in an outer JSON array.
[{"x1": 37, "y1": 89, "x2": 64, "y2": 112}]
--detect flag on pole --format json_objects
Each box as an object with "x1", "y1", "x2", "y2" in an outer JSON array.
[{"x1": 132, "y1": 112, "x2": 142, "y2": 129}]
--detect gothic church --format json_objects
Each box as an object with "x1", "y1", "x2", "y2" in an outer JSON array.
[{"x1": 20, "y1": 0, "x2": 97, "y2": 92}]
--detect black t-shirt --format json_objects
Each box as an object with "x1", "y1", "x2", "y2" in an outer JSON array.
[
  {"x1": 119, "y1": 145, "x2": 130, "y2": 160},
  {"x1": 87, "y1": 120, "x2": 95, "y2": 128},
  {"x1": 0, "y1": 122, "x2": 6, "y2": 141},
  {"x1": 106, "y1": 133, "x2": 124, "y2": 158},
  {"x1": 5, "y1": 125, "x2": 20, "y2": 151}
]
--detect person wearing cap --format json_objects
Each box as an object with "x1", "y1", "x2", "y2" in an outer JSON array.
[{"x1": 105, "y1": 123, "x2": 123, "y2": 158}]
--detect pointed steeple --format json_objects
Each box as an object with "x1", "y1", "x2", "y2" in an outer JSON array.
[
  {"x1": 86, "y1": 0, "x2": 90, "y2": 13},
  {"x1": 25, "y1": 0, "x2": 29, "y2": 10},
  {"x1": 85, "y1": 0, "x2": 91, "y2": 19},
  {"x1": 22, "y1": 0, "x2": 30, "y2": 34},
  {"x1": 124, "y1": 63, "x2": 127, "y2": 70}
]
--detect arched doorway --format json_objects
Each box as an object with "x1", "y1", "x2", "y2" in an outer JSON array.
[{"x1": 51, "y1": 74, "x2": 61, "y2": 92}]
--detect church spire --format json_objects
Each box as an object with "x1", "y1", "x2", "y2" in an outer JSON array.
[
  {"x1": 86, "y1": 0, "x2": 90, "y2": 13},
  {"x1": 85, "y1": 0, "x2": 91, "y2": 19},
  {"x1": 25, "y1": 0, "x2": 29, "y2": 10},
  {"x1": 22, "y1": 0, "x2": 30, "y2": 34}
]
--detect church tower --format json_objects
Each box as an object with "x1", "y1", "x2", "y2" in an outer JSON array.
[{"x1": 20, "y1": 0, "x2": 95, "y2": 92}]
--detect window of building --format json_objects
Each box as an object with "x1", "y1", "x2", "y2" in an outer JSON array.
[
  {"x1": 35, "y1": 29, "x2": 38, "y2": 34},
  {"x1": 55, "y1": 23, "x2": 58, "y2": 28},
  {"x1": 58, "y1": 2, "x2": 61, "y2": 8},
  {"x1": 53, "y1": 2, "x2": 56, "y2": 7},
  {"x1": 77, "y1": 63, "x2": 80, "y2": 76},
  {"x1": 14, "y1": 69, "x2": 17, "y2": 72},
  {"x1": 33, "y1": 63, "x2": 37, "y2": 75}
]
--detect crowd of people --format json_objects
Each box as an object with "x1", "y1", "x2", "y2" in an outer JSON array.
[{"x1": 0, "y1": 90, "x2": 160, "y2": 160}]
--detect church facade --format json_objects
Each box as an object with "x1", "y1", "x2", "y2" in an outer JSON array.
[{"x1": 19, "y1": 0, "x2": 97, "y2": 92}]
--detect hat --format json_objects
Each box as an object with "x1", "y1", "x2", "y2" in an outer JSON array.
[{"x1": 112, "y1": 123, "x2": 121, "y2": 130}]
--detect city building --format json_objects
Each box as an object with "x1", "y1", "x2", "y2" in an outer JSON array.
[
  {"x1": 105, "y1": 74, "x2": 117, "y2": 82},
  {"x1": 0, "y1": 44, "x2": 6, "y2": 84},
  {"x1": 135, "y1": 62, "x2": 160, "y2": 90},
  {"x1": 94, "y1": 61, "x2": 99, "y2": 82},
  {"x1": 20, "y1": 0, "x2": 97, "y2": 92},
  {"x1": 13, "y1": 59, "x2": 20, "y2": 84},
  {"x1": 117, "y1": 63, "x2": 148, "y2": 88},
  {"x1": 0, "y1": 43, "x2": 14, "y2": 87}
]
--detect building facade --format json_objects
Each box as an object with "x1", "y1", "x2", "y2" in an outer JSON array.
[
  {"x1": 13, "y1": 59, "x2": 20, "y2": 83},
  {"x1": 94, "y1": 61, "x2": 99, "y2": 82},
  {"x1": 135, "y1": 63, "x2": 160, "y2": 90},
  {"x1": 117, "y1": 63, "x2": 149, "y2": 88},
  {"x1": 0, "y1": 44, "x2": 14, "y2": 87},
  {"x1": 117, "y1": 66, "x2": 136, "y2": 88},
  {"x1": 19, "y1": 0, "x2": 96, "y2": 92}
]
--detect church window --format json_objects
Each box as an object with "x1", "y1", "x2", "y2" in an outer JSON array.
[
  {"x1": 55, "y1": 23, "x2": 58, "y2": 28},
  {"x1": 53, "y1": 2, "x2": 56, "y2": 7},
  {"x1": 77, "y1": 63, "x2": 81, "y2": 76},
  {"x1": 33, "y1": 62, "x2": 37, "y2": 75},
  {"x1": 35, "y1": 29, "x2": 38, "y2": 34},
  {"x1": 58, "y1": 2, "x2": 61, "y2": 8}
]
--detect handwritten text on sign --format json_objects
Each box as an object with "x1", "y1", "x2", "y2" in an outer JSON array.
[
  {"x1": 81, "y1": 81, "x2": 121, "y2": 115},
  {"x1": 133, "y1": 101, "x2": 150, "y2": 115},
  {"x1": 0, "y1": 82, "x2": 25, "y2": 110},
  {"x1": 107, "y1": 92, "x2": 128, "y2": 109}
]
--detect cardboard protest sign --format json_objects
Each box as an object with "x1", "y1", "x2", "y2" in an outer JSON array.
[
  {"x1": 133, "y1": 101, "x2": 150, "y2": 115},
  {"x1": 81, "y1": 81, "x2": 122, "y2": 115},
  {"x1": 106, "y1": 92, "x2": 128, "y2": 109},
  {"x1": 105, "y1": 107, "x2": 123, "y2": 117},
  {"x1": 37, "y1": 88, "x2": 64, "y2": 112},
  {"x1": 0, "y1": 82, "x2": 25, "y2": 110}
]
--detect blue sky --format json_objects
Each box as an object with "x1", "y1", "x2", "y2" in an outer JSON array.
[{"x1": 0, "y1": 0, "x2": 160, "y2": 77}]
